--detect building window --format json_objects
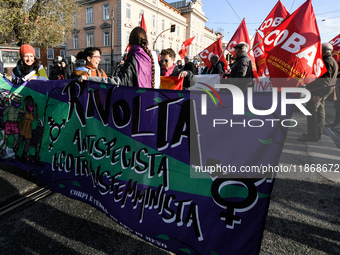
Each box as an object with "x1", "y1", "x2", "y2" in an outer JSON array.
[
  {"x1": 73, "y1": 35, "x2": 79, "y2": 49},
  {"x1": 177, "y1": 26, "x2": 179, "y2": 36},
  {"x1": 103, "y1": 3, "x2": 110, "y2": 21},
  {"x1": 161, "y1": 40, "x2": 164, "y2": 50},
  {"x1": 152, "y1": 15, "x2": 156, "y2": 29},
  {"x1": 60, "y1": 50, "x2": 65, "y2": 58},
  {"x1": 85, "y1": 6, "x2": 94, "y2": 24},
  {"x1": 103, "y1": 31, "x2": 110, "y2": 46},
  {"x1": 86, "y1": 31, "x2": 94, "y2": 47},
  {"x1": 183, "y1": 28, "x2": 186, "y2": 39},
  {"x1": 139, "y1": 10, "x2": 144, "y2": 26},
  {"x1": 126, "y1": 28, "x2": 131, "y2": 47},
  {"x1": 162, "y1": 19, "x2": 165, "y2": 30},
  {"x1": 47, "y1": 48, "x2": 54, "y2": 59},
  {"x1": 34, "y1": 48, "x2": 40, "y2": 59},
  {"x1": 73, "y1": 13, "x2": 78, "y2": 27},
  {"x1": 170, "y1": 42, "x2": 172, "y2": 49},
  {"x1": 126, "y1": 3, "x2": 131, "y2": 19},
  {"x1": 102, "y1": 58, "x2": 110, "y2": 74},
  {"x1": 139, "y1": 12, "x2": 144, "y2": 26}
]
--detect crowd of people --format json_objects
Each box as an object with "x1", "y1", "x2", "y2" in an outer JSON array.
[
  {"x1": 4, "y1": 27, "x2": 340, "y2": 140},
  {"x1": 7, "y1": 27, "x2": 253, "y2": 91}
]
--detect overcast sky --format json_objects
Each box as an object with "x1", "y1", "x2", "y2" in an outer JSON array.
[{"x1": 166, "y1": 0, "x2": 340, "y2": 43}]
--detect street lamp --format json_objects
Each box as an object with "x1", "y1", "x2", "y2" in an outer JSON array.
[
  {"x1": 111, "y1": 9, "x2": 115, "y2": 75},
  {"x1": 153, "y1": 25, "x2": 176, "y2": 51}
]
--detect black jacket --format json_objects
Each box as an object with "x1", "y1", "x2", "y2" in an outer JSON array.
[
  {"x1": 61, "y1": 65, "x2": 72, "y2": 80},
  {"x1": 183, "y1": 61, "x2": 197, "y2": 75},
  {"x1": 307, "y1": 53, "x2": 339, "y2": 97},
  {"x1": 227, "y1": 53, "x2": 253, "y2": 89},
  {"x1": 209, "y1": 61, "x2": 225, "y2": 74}
]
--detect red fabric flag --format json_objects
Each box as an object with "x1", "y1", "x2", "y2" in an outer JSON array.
[
  {"x1": 160, "y1": 76, "x2": 184, "y2": 90},
  {"x1": 198, "y1": 38, "x2": 228, "y2": 70},
  {"x1": 263, "y1": 0, "x2": 327, "y2": 87},
  {"x1": 226, "y1": 18, "x2": 258, "y2": 79},
  {"x1": 254, "y1": 0, "x2": 290, "y2": 77},
  {"x1": 140, "y1": 13, "x2": 147, "y2": 33},
  {"x1": 253, "y1": 32, "x2": 268, "y2": 77},
  {"x1": 329, "y1": 34, "x2": 340, "y2": 53},
  {"x1": 258, "y1": 0, "x2": 290, "y2": 38},
  {"x1": 178, "y1": 36, "x2": 195, "y2": 59}
]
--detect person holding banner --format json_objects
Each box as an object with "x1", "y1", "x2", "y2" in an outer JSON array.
[
  {"x1": 224, "y1": 43, "x2": 253, "y2": 90},
  {"x1": 160, "y1": 48, "x2": 196, "y2": 90},
  {"x1": 79, "y1": 27, "x2": 156, "y2": 88},
  {"x1": 298, "y1": 43, "x2": 339, "y2": 142},
  {"x1": 72, "y1": 47, "x2": 108, "y2": 79},
  {"x1": 12, "y1": 44, "x2": 49, "y2": 84}
]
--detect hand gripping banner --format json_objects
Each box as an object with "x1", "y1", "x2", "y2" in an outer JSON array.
[{"x1": 0, "y1": 77, "x2": 295, "y2": 254}]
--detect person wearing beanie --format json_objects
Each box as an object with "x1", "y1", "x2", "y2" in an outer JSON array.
[{"x1": 12, "y1": 44, "x2": 48, "y2": 84}]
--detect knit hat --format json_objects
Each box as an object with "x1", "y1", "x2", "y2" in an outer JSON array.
[{"x1": 20, "y1": 44, "x2": 36, "y2": 58}]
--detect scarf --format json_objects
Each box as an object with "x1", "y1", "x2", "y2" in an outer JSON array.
[
  {"x1": 161, "y1": 64, "x2": 175, "y2": 77},
  {"x1": 129, "y1": 44, "x2": 152, "y2": 88}
]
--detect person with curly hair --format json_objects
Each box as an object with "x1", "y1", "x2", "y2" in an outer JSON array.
[
  {"x1": 79, "y1": 27, "x2": 158, "y2": 88},
  {"x1": 12, "y1": 44, "x2": 48, "y2": 84},
  {"x1": 72, "y1": 47, "x2": 108, "y2": 78}
]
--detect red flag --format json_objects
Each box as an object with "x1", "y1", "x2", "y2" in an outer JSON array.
[
  {"x1": 198, "y1": 38, "x2": 228, "y2": 70},
  {"x1": 258, "y1": 0, "x2": 290, "y2": 38},
  {"x1": 254, "y1": 0, "x2": 290, "y2": 77},
  {"x1": 253, "y1": 32, "x2": 268, "y2": 77},
  {"x1": 263, "y1": 0, "x2": 327, "y2": 87},
  {"x1": 160, "y1": 76, "x2": 184, "y2": 90},
  {"x1": 140, "y1": 13, "x2": 147, "y2": 33},
  {"x1": 178, "y1": 36, "x2": 195, "y2": 59},
  {"x1": 329, "y1": 34, "x2": 340, "y2": 53},
  {"x1": 226, "y1": 18, "x2": 258, "y2": 79}
]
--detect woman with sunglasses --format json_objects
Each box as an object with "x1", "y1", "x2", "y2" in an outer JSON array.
[
  {"x1": 160, "y1": 48, "x2": 195, "y2": 90},
  {"x1": 79, "y1": 27, "x2": 158, "y2": 88},
  {"x1": 72, "y1": 47, "x2": 108, "y2": 78},
  {"x1": 12, "y1": 44, "x2": 49, "y2": 84}
]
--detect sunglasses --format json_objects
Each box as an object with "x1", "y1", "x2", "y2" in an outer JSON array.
[{"x1": 160, "y1": 59, "x2": 171, "y2": 63}]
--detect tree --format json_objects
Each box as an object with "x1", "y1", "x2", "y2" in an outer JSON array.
[{"x1": 0, "y1": 0, "x2": 83, "y2": 47}]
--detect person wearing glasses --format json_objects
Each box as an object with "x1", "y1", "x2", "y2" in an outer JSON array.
[
  {"x1": 12, "y1": 44, "x2": 49, "y2": 84},
  {"x1": 79, "y1": 27, "x2": 159, "y2": 88},
  {"x1": 72, "y1": 47, "x2": 108, "y2": 78},
  {"x1": 160, "y1": 48, "x2": 195, "y2": 90}
]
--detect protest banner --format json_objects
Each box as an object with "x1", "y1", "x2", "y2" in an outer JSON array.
[{"x1": 0, "y1": 76, "x2": 294, "y2": 254}]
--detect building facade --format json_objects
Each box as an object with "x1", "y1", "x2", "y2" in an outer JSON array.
[{"x1": 66, "y1": 0, "x2": 221, "y2": 74}]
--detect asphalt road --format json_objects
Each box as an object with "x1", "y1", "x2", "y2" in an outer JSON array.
[{"x1": 0, "y1": 103, "x2": 339, "y2": 255}]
